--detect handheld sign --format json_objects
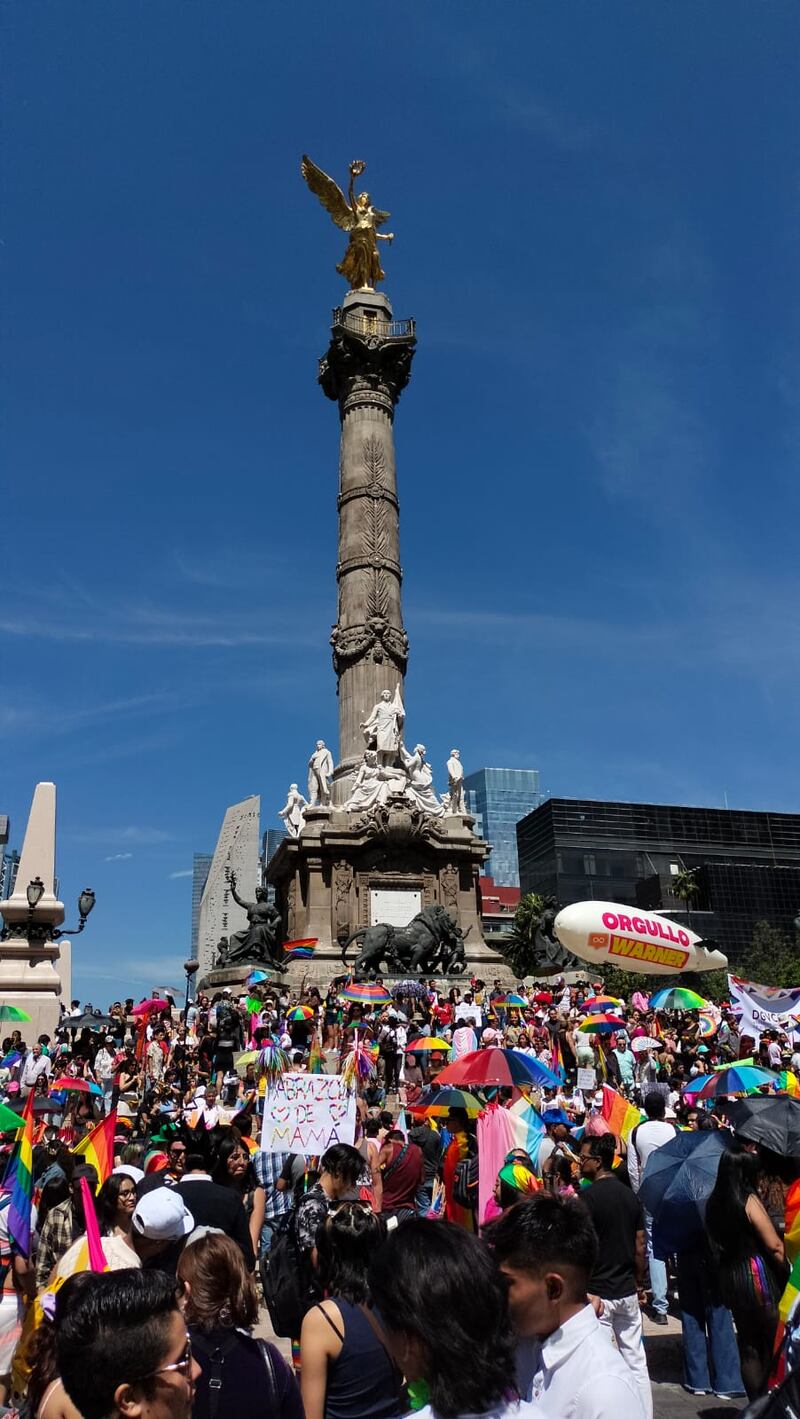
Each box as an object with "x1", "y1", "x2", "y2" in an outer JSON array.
[
  {"x1": 261, "y1": 1073, "x2": 356, "y2": 1156},
  {"x1": 554, "y1": 901, "x2": 728, "y2": 977}
]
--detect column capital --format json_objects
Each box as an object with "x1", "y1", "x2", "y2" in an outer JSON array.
[{"x1": 319, "y1": 303, "x2": 416, "y2": 410}]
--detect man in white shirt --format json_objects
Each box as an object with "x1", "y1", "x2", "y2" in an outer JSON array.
[
  {"x1": 20, "y1": 1041, "x2": 52, "y2": 1095},
  {"x1": 626, "y1": 1091, "x2": 676, "y2": 1324},
  {"x1": 489, "y1": 1194, "x2": 646, "y2": 1418}
]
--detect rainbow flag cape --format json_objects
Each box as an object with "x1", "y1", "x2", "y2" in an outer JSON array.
[
  {"x1": 8, "y1": 1091, "x2": 35, "y2": 1257},
  {"x1": 601, "y1": 1086, "x2": 643, "y2": 1144},
  {"x1": 550, "y1": 1034, "x2": 565, "y2": 1082},
  {"x1": 72, "y1": 1111, "x2": 117, "y2": 1185},
  {"x1": 308, "y1": 1035, "x2": 325, "y2": 1075}
]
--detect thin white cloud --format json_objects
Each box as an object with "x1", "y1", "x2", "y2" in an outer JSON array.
[
  {"x1": 169, "y1": 869, "x2": 193, "y2": 879},
  {"x1": 105, "y1": 852, "x2": 134, "y2": 862}
]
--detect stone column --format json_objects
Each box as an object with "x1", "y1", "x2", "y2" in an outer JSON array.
[
  {"x1": 319, "y1": 290, "x2": 416, "y2": 802},
  {"x1": 0, "y1": 782, "x2": 67, "y2": 1038}
]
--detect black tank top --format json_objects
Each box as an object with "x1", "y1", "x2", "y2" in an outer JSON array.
[{"x1": 318, "y1": 1299, "x2": 403, "y2": 1419}]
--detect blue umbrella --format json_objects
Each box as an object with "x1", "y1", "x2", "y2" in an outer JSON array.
[{"x1": 639, "y1": 1129, "x2": 735, "y2": 1259}]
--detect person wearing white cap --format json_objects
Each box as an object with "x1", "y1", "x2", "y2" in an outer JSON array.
[{"x1": 52, "y1": 1188, "x2": 195, "y2": 1283}]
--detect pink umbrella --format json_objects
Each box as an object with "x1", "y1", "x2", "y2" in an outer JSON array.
[{"x1": 132, "y1": 998, "x2": 171, "y2": 1017}]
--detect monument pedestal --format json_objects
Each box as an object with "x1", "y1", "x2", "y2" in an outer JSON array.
[
  {"x1": 0, "y1": 784, "x2": 70, "y2": 1041},
  {"x1": 198, "y1": 961, "x2": 287, "y2": 995},
  {"x1": 268, "y1": 803, "x2": 511, "y2": 986},
  {"x1": 0, "y1": 940, "x2": 66, "y2": 1038}
]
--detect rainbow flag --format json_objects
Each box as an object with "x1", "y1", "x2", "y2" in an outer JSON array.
[
  {"x1": 601, "y1": 1086, "x2": 643, "y2": 1144},
  {"x1": 283, "y1": 938, "x2": 317, "y2": 961},
  {"x1": 550, "y1": 1034, "x2": 565, "y2": 1082},
  {"x1": 8, "y1": 1092, "x2": 35, "y2": 1257},
  {"x1": 80, "y1": 1177, "x2": 108, "y2": 1273},
  {"x1": 784, "y1": 1178, "x2": 800, "y2": 1267},
  {"x1": 308, "y1": 1035, "x2": 325, "y2": 1075},
  {"x1": 72, "y1": 1111, "x2": 117, "y2": 1186}
]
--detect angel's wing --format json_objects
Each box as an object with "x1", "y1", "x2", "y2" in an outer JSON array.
[
  {"x1": 301, "y1": 155, "x2": 355, "y2": 232},
  {"x1": 372, "y1": 208, "x2": 391, "y2": 229}
]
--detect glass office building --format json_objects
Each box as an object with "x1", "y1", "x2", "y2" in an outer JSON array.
[
  {"x1": 191, "y1": 853, "x2": 213, "y2": 956},
  {"x1": 517, "y1": 797, "x2": 800, "y2": 963},
  {"x1": 464, "y1": 767, "x2": 542, "y2": 887}
]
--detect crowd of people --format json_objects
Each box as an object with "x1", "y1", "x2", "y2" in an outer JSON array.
[{"x1": 0, "y1": 970, "x2": 797, "y2": 1418}]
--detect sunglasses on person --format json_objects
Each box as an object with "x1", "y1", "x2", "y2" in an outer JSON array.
[{"x1": 140, "y1": 1334, "x2": 193, "y2": 1381}]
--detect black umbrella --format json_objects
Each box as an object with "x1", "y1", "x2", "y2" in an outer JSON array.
[
  {"x1": 639, "y1": 1129, "x2": 735, "y2": 1258},
  {"x1": 59, "y1": 1010, "x2": 114, "y2": 1032},
  {"x1": 726, "y1": 1095, "x2": 800, "y2": 1156}
]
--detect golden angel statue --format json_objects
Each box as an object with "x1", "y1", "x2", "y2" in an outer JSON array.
[{"x1": 301, "y1": 155, "x2": 394, "y2": 291}]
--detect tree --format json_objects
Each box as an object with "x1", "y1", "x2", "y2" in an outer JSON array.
[
  {"x1": 500, "y1": 893, "x2": 548, "y2": 979},
  {"x1": 672, "y1": 867, "x2": 701, "y2": 932},
  {"x1": 735, "y1": 920, "x2": 800, "y2": 989}
]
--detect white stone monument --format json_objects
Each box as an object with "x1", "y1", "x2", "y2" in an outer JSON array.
[{"x1": 0, "y1": 783, "x2": 69, "y2": 1038}]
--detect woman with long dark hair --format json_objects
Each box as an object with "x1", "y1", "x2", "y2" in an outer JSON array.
[
  {"x1": 368, "y1": 1218, "x2": 519, "y2": 1419},
  {"x1": 300, "y1": 1201, "x2": 403, "y2": 1419},
  {"x1": 705, "y1": 1142, "x2": 789, "y2": 1398},
  {"x1": 211, "y1": 1131, "x2": 265, "y2": 1259}
]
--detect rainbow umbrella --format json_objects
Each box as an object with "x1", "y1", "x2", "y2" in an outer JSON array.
[
  {"x1": 494, "y1": 993, "x2": 527, "y2": 1008},
  {"x1": 341, "y1": 982, "x2": 392, "y2": 1005},
  {"x1": 0, "y1": 1005, "x2": 32, "y2": 1023},
  {"x1": 436, "y1": 1047, "x2": 561, "y2": 1090},
  {"x1": 50, "y1": 1078, "x2": 103, "y2": 1095},
  {"x1": 578, "y1": 1013, "x2": 624, "y2": 1034},
  {"x1": 777, "y1": 1071, "x2": 800, "y2": 1098},
  {"x1": 407, "y1": 1086, "x2": 483, "y2": 1117},
  {"x1": 649, "y1": 987, "x2": 707, "y2": 1012},
  {"x1": 286, "y1": 1005, "x2": 315, "y2": 1022},
  {"x1": 697, "y1": 1008, "x2": 719, "y2": 1039},
  {"x1": 684, "y1": 1065, "x2": 779, "y2": 1100},
  {"x1": 582, "y1": 995, "x2": 623, "y2": 1013},
  {"x1": 405, "y1": 1037, "x2": 451, "y2": 1053}
]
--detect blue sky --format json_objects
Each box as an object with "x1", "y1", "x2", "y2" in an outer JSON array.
[{"x1": 2, "y1": 2, "x2": 799, "y2": 1001}]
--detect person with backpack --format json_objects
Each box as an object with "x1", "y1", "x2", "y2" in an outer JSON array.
[
  {"x1": 377, "y1": 1129, "x2": 423, "y2": 1222},
  {"x1": 442, "y1": 1107, "x2": 477, "y2": 1230},
  {"x1": 179, "y1": 1229, "x2": 303, "y2": 1419},
  {"x1": 262, "y1": 1143, "x2": 364, "y2": 1341},
  {"x1": 213, "y1": 990, "x2": 244, "y2": 1087}
]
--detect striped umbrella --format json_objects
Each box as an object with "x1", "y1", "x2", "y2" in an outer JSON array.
[
  {"x1": 435, "y1": 1047, "x2": 561, "y2": 1090},
  {"x1": 582, "y1": 995, "x2": 623, "y2": 1013},
  {"x1": 494, "y1": 993, "x2": 528, "y2": 1008},
  {"x1": 341, "y1": 982, "x2": 392, "y2": 1004},
  {"x1": 405, "y1": 1037, "x2": 451, "y2": 1053},
  {"x1": 286, "y1": 1005, "x2": 315, "y2": 1022},
  {"x1": 683, "y1": 1065, "x2": 779, "y2": 1100},
  {"x1": 578, "y1": 1013, "x2": 623, "y2": 1034},
  {"x1": 649, "y1": 987, "x2": 707, "y2": 1012},
  {"x1": 407, "y1": 1085, "x2": 483, "y2": 1117}
]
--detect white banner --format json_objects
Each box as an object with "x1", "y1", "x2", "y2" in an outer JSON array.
[
  {"x1": 728, "y1": 976, "x2": 800, "y2": 1042},
  {"x1": 260, "y1": 1072, "x2": 356, "y2": 1156}
]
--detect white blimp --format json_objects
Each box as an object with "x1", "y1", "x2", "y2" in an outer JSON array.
[{"x1": 554, "y1": 900, "x2": 728, "y2": 977}]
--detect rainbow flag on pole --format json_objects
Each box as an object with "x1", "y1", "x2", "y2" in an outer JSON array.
[
  {"x1": 8, "y1": 1092, "x2": 35, "y2": 1258},
  {"x1": 283, "y1": 938, "x2": 317, "y2": 961},
  {"x1": 601, "y1": 1086, "x2": 644, "y2": 1144},
  {"x1": 72, "y1": 1111, "x2": 117, "y2": 1186}
]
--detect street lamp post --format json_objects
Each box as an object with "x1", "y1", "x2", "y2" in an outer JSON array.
[
  {"x1": 3, "y1": 881, "x2": 96, "y2": 944},
  {"x1": 181, "y1": 958, "x2": 200, "y2": 1092}
]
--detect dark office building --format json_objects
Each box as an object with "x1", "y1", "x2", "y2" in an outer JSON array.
[{"x1": 517, "y1": 798, "x2": 800, "y2": 963}]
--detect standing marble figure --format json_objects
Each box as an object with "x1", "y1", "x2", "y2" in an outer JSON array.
[
  {"x1": 446, "y1": 749, "x2": 466, "y2": 815},
  {"x1": 307, "y1": 741, "x2": 334, "y2": 807},
  {"x1": 360, "y1": 687, "x2": 405, "y2": 766},
  {"x1": 279, "y1": 784, "x2": 308, "y2": 838}
]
